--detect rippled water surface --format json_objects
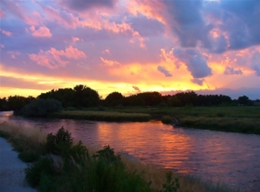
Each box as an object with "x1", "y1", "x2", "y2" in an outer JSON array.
[{"x1": 1, "y1": 111, "x2": 260, "y2": 191}]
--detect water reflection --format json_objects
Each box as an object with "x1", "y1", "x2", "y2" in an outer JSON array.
[{"x1": 0, "y1": 111, "x2": 260, "y2": 192}]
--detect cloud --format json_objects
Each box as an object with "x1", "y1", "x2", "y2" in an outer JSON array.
[
  {"x1": 157, "y1": 66, "x2": 172, "y2": 77},
  {"x1": 59, "y1": 0, "x2": 117, "y2": 11},
  {"x1": 29, "y1": 46, "x2": 87, "y2": 69},
  {"x1": 38, "y1": 3, "x2": 81, "y2": 29},
  {"x1": 191, "y1": 78, "x2": 204, "y2": 86},
  {"x1": 173, "y1": 48, "x2": 212, "y2": 78},
  {"x1": 100, "y1": 57, "x2": 120, "y2": 66},
  {"x1": 103, "y1": 49, "x2": 111, "y2": 54},
  {"x1": 164, "y1": 0, "x2": 212, "y2": 48},
  {"x1": 28, "y1": 26, "x2": 52, "y2": 37},
  {"x1": 1, "y1": 0, "x2": 39, "y2": 25},
  {"x1": 224, "y1": 66, "x2": 243, "y2": 75},
  {"x1": 0, "y1": 28, "x2": 12, "y2": 36},
  {"x1": 219, "y1": 0, "x2": 260, "y2": 49},
  {"x1": 0, "y1": 76, "x2": 56, "y2": 90},
  {"x1": 72, "y1": 37, "x2": 80, "y2": 43},
  {"x1": 251, "y1": 51, "x2": 260, "y2": 76},
  {"x1": 132, "y1": 86, "x2": 141, "y2": 93},
  {"x1": 0, "y1": 10, "x2": 5, "y2": 18}
]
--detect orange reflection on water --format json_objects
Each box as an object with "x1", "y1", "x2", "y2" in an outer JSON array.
[{"x1": 96, "y1": 121, "x2": 193, "y2": 173}]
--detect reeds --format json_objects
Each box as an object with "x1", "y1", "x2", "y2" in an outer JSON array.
[{"x1": 50, "y1": 110, "x2": 151, "y2": 122}]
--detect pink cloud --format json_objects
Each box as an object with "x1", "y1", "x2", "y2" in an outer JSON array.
[
  {"x1": 0, "y1": 28, "x2": 12, "y2": 36},
  {"x1": 72, "y1": 36, "x2": 80, "y2": 43},
  {"x1": 100, "y1": 57, "x2": 120, "y2": 66},
  {"x1": 29, "y1": 46, "x2": 87, "y2": 69},
  {"x1": 39, "y1": 3, "x2": 81, "y2": 28},
  {"x1": 28, "y1": 26, "x2": 52, "y2": 37},
  {"x1": 1, "y1": 1, "x2": 39, "y2": 25},
  {"x1": 0, "y1": 10, "x2": 5, "y2": 18},
  {"x1": 103, "y1": 49, "x2": 111, "y2": 54}
]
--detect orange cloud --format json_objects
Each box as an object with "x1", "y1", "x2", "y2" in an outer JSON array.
[
  {"x1": 126, "y1": 0, "x2": 166, "y2": 24},
  {"x1": 28, "y1": 26, "x2": 52, "y2": 37},
  {"x1": 29, "y1": 46, "x2": 87, "y2": 68}
]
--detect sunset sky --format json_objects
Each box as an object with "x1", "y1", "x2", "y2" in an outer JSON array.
[{"x1": 0, "y1": 0, "x2": 259, "y2": 99}]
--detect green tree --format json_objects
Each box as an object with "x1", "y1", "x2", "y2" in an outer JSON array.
[
  {"x1": 104, "y1": 92, "x2": 124, "y2": 107},
  {"x1": 74, "y1": 85, "x2": 100, "y2": 107},
  {"x1": 238, "y1": 95, "x2": 250, "y2": 105}
]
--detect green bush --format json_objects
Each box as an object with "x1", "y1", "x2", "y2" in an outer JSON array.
[
  {"x1": 161, "y1": 116, "x2": 173, "y2": 124},
  {"x1": 25, "y1": 157, "x2": 58, "y2": 187},
  {"x1": 45, "y1": 127, "x2": 73, "y2": 156},
  {"x1": 21, "y1": 98, "x2": 62, "y2": 117},
  {"x1": 18, "y1": 151, "x2": 39, "y2": 162}
]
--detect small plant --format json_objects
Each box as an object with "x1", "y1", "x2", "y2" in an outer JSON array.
[
  {"x1": 45, "y1": 127, "x2": 73, "y2": 156},
  {"x1": 161, "y1": 116, "x2": 173, "y2": 124},
  {"x1": 18, "y1": 151, "x2": 39, "y2": 162},
  {"x1": 93, "y1": 145, "x2": 121, "y2": 165},
  {"x1": 25, "y1": 157, "x2": 58, "y2": 187},
  {"x1": 161, "y1": 172, "x2": 180, "y2": 192}
]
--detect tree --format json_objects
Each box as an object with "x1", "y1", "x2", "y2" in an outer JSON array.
[
  {"x1": 74, "y1": 85, "x2": 100, "y2": 107},
  {"x1": 238, "y1": 95, "x2": 250, "y2": 105},
  {"x1": 104, "y1": 92, "x2": 124, "y2": 107},
  {"x1": 21, "y1": 98, "x2": 62, "y2": 117}
]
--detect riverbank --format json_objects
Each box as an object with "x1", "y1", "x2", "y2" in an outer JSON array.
[
  {"x1": 0, "y1": 122, "x2": 239, "y2": 192},
  {"x1": 48, "y1": 106, "x2": 260, "y2": 134}
]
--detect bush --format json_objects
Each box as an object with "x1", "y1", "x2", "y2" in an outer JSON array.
[
  {"x1": 25, "y1": 157, "x2": 58, "y2": 187},
  {"x1": 18, "y1": 151, "x2": 39, "y2": 162},
  {"x1": 21, "y1": 98, "x2": 62, "y2": 117},
  {"x1": 161, "y1": 116, "x2": 173, "y2": 124},
  {"x1": 45, "y1": 127, "x2": 73, "y2": 156}
]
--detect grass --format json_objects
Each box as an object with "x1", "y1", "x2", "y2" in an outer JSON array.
[
  {"x1": 49, "y1": 110, "x2": 151, "y2": 122},
  {"x1": 49, "y1": 106, "x2": 260, "y2": 134},
  {"x1": 0, "y1": 122, "x2": 240, "y2": 192}
]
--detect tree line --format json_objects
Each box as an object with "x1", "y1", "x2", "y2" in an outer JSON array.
[{"x1": 0, "y1": 84, "x2": 256, "y2": 111}]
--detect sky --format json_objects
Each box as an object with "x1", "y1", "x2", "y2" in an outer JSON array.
[{"x1": 0, "y1": 0, "x2": 260, "y2": 99}]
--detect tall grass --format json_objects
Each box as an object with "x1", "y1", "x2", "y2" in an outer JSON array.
[
  {"x1": 0, "y1": 123, "x2": 240, "y2": 192},
  {"x1": 50, "y1": 110, "x2": 151, "y2": 122}
]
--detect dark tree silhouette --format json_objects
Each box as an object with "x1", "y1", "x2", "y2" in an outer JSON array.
[{"x1": 104, "y1": 92, "x2": 124, "y2": 107}]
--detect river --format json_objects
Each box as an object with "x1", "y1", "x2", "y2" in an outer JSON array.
[{"x1": 0, "y1": 111, "x2": 259, "y2": 192}]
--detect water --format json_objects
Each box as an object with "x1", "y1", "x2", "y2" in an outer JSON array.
[{"x1": 1, "y1": 111, "x2": 260, "y2": 191}]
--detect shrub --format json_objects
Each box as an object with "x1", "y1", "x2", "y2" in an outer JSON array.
[
  {"x1": 45, "y1": 127, "x2": 73, "y2": 156},
  {"x1": 161, "y1": 116, "x2": 173, "y2": 124},
  {"x1": 25, "y1": 157, "x2": 58, "y2": 187},
  {"x1": 18, "y1": 151, "x2": 39, "y2": 162},
  {"x1": 21, "y1": 98, "x2": 62, "y2": 117}
]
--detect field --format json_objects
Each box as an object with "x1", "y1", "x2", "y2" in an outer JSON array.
[{"x1": 50, "y1": 106, "x2": 260, "y2": 134}]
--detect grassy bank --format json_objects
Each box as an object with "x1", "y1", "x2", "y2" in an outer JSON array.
[
  {"x1": 49, "y1": 110, "x2": 151, "y2": 122},
  {"x1": 0, "y1": 122, "x2": 239, "y2": 192},
  {"x1": 49, "y1": 106, "x2": 260, "y2": 134}
]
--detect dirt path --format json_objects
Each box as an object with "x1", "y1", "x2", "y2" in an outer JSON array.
[{"x1": 0, "y1": 137, "x2": 36, "y2": 192}]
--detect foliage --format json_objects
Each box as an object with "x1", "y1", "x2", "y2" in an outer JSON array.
[
  {"x1": 160, "y1": 172, "x2": 180, "y2": 192},
  {"x1": 45, "y1": 127, "x2": 73, "y2": 155},
  {"x1": 25, "y1": 157, "x2": 58, "y2": 188},
  {"x1": 161, "y1": 116, "x2": 174, "y2": 124},
  {"x1": 238, "y1": 95, "x2": 250, "y2": 105},
  {"x1": 50, "y1": 110, "x2": 151, "y2": 122},
  {"x1": 18, "y1": 151, "x2": 40, "y2": 162},
  {"x1": 104, "y1": 92, "x2": 124, "y2": 107},
  {"x1": 21, "y1": 98, "x2": 62, "y2": 117}
]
